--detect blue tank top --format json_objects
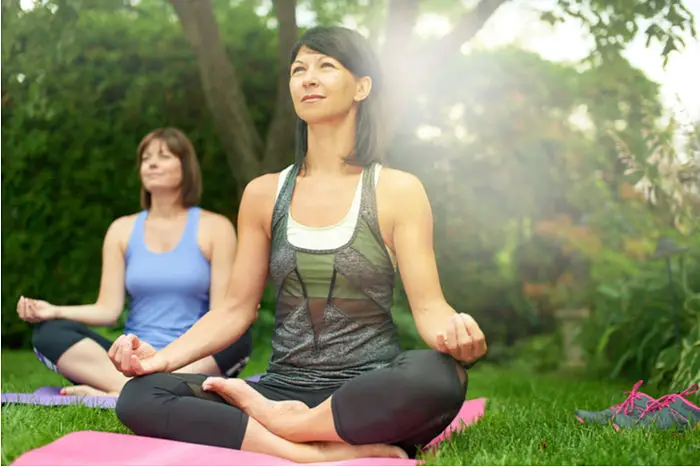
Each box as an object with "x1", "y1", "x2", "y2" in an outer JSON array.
[{"x1": 124, "y1": 207, "x2": 211, "y2": 350}]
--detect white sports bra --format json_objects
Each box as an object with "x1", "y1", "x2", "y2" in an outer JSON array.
[{"x1": 274, "y1": 164, "x2": 396, "y2": 266}]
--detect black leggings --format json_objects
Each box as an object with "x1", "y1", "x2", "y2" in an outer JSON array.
[
  {"x1": 116, "y1": 350, "x2": 467, "y2": 457},
  {"x1": 31, "y1": 319, "x2": 253, "y2": 381}
]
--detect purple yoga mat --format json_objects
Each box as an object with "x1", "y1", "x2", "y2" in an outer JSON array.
[
  {"x1": 1, "y1": 374, "x2": 263, "y2": 409},
  {"x1": 1, "y1": 387, "x2": 117, "y2": 409}
]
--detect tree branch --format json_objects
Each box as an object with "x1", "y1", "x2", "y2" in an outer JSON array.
[
  {"x1": 383, "y1": 0, "x2": 510, "y2": 147},
  {"x1": 434, "y1": 0, "x2": 511, "y2": 61},
  {"x1": 262, "y1": 0, "x2": 298, "y2": 171},
  {"x1": 170, "y1": 0, "x2": 262, "y2": 193}
]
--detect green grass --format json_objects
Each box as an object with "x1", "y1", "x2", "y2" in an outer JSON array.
[{"x1": 2, "y1": 349, "x2": 699, "y2": 465}]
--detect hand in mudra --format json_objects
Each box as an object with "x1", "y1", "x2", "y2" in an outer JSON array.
[
  {"x1": 436, "y1": 313, "x2": 487, "y2": 364},
  {"x1": 17, "y1": 296, "x2": 57, "y2": 323},
  {"x1": 108, "y1": 334, "x2": 167, "y2": 377}
]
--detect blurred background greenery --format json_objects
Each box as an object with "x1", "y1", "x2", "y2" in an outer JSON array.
[{"x1": 2, "y1": 0, "x2": 699, "y2": 393}]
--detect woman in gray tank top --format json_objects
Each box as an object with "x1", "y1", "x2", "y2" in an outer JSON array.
[{"x1": 110, "y1": 26, "x2": 487, "y2": 463}]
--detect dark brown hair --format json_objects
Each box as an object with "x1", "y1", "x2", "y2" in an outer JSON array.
[
  {"x1": 290, "y1": 26, "x2": 386, "y2": 168},
  {"x1": 136, "y1": 127, "x2": 202, "y2": 210}
]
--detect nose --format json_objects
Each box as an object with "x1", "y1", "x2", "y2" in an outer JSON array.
[{"x1": 302, "y1": 72, "x2": 318, "y2": 89}]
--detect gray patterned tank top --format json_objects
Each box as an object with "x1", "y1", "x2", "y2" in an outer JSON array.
[{"x1": 259, "y1": 163, "x2": 403, "y2": 391}]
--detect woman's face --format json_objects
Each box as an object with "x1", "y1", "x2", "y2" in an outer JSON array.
[
  {"x1": 139, "y1": 138, "x2": 183, "y2": 194},
  {"x1": 289, "y1": 45, "x2": 371, "y2": 124}
]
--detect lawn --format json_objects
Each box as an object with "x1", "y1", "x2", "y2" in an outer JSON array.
[{"x1": 1, "y1": 349, "x2": 699, "y2": 465}]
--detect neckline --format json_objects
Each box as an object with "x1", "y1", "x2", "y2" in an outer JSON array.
[
  {"x1": 142, "y1": 207, "x2": 192, "y2": 255},
  {"x1": 284, "y1": 166, "x2": 368, "y2": 254},
  {"x1": 287, "y1": 169, "x2": 364, "y2": 232}
]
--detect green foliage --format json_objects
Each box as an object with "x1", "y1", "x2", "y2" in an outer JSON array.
[
  {"x1": 568, "y1": 101, "x2": 700, "y2": 391},
  {"x1": 508, "y1": 333, "x2": 563, "y2": 373},
  {"x1": 388, "y1": 46, "x2": 666, "y2": 348},
  {"x1": 580, "y1": 244, "x2": 700, "y2": 391},
  {"x1": 549, "y1": 0, "x2": 697, "y2": 65},
  {"x1": 1, "y1": 0, "x2": 277, "y2": 346}
]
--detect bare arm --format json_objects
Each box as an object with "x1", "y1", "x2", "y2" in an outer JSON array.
[
  {"x1": 156, "y1": 175, "x2": 275, "y2": 372},
  {"x1": 53, "y1": 218, "x2": 128, "y2": 326},
  {"x1": 389, "y1": 171, "x2": 486, "y2": 363},
  {"x1": 389, "y1": 172, "x2": 455, "y2": 348},
  {"x1": 206, "y1": 214, "x2": 238, "y2": 310}
]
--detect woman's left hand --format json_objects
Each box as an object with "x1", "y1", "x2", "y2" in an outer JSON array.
[{"x1": 436, "y1": 313, "x2": 487, "y2": 364}]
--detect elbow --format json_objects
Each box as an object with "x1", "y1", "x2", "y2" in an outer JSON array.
[
  {"x1": 244, "y1": 304, "x2": 259, "y2": 328},
  {"x1": 220, "y1": 299, "x2": 258, "y2": 327},
  {"x1": 100, "y1": 315, "x2": 120, "y2": 327},
  {"x1": 97, "y1": 303, "x2": 123, "y2": 327}
]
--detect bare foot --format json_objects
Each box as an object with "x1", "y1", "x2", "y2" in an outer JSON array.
[
  {"x1": 303, "y1": 441, "x2": 408, "y2": 463},
  {"x1": 60, "y1": 385, "x2": 119, "y2": 397},
  {"x1": 202, "y1": 378, "x2": 411, "y2": 462},
  {"x1": 203, "y1": 377, "x2": 309, "y2": 438}
]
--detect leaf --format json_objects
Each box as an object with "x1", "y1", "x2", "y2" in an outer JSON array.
[
  {"x1": 597, "y1": 284, "x2": 621, "y2": 299},
  {"x1": 596, "y1": 324, "x2": 621, "y2": 356},
  {"x1": 622, "y1": 169, "x2": 646, "y2": 186},
  {"x1": 671, "y1": 334, "x2": 700, "y2": 391},
  {"x1": 611, "y1": 348, "x2": 636, "y2": 378},
  {"x1": 655, "y1": 344, "x2": 682, "y2": 371}
]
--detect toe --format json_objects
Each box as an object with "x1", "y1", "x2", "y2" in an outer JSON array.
[{"x1": 202, "y1": 377, "x2": 226, "y2": 391}]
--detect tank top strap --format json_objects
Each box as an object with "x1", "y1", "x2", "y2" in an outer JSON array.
[
  {"x1": 358, "y1": 163, "x2": 383, "y2": 242},
  {"x1": 126, "y1": 210, "x2": 149, "y2": 256},
  {"x1": 272, "y1": 164, "x2": 300, "y2": 236}
]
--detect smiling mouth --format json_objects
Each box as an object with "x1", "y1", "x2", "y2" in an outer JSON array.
[{"x1": 302, "y1": 95, "x2": 325, "y2": 102}]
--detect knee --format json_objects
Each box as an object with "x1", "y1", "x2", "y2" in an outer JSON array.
[
  {"x1": 402, "y1": 350, "x2": 467, "y2": 412},
  {"x1": 116, "y1": 373, "x2": 201, "y2": 436},
  {"x1": 31, "y1": 319, "x2": 81, "y2": 370},
  {"x1": 31, "y1": 319, "x2": 71, "y2": 352},
  {"x1": 115, "y1": 374, "x2": 162, "y2": 431}
]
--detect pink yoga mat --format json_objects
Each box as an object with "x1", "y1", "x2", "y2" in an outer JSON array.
[{"x1": 11, "y1": 398, "x2": 487, "y2": 466}]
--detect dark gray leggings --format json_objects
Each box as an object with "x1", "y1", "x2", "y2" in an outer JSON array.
[
  {"x1": 31, "y1": 319, "x2": 253, "y2": 380},
  {"x1": 116, "y1": 350, "x2": 467, "y2": 457}
]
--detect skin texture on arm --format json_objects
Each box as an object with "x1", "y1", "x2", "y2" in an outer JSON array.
[
  {"x1": 111, "y1": 174, "x2": 278, "y2": 375},
  {"x1": 382, "y1": 169, "x2": 487, "y2": 364},
  {"x1": 203, "y1": 212, "x2": 238, "y2": 311},
  {"x1": 19, "y1": 217, "x2": 131, "y2": 326}
]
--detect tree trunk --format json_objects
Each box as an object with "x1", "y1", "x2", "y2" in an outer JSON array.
[
  {"x1": 170, "y1": 0, "x2": 263, "y2": 199},
  {"x1": 262, "y1": 0, "x2": 298, "y2": 173},
  {"x1": 381, "y1": 0, "x2": 421, "y2": 143}
]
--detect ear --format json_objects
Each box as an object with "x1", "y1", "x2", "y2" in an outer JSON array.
[{"x1": 354, "y1": 76, "x2": 372, "y2": 102}]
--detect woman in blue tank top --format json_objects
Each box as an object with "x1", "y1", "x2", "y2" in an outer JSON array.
[{"x1": 16, "y1": 128, "x2": 253, "y2": 397}]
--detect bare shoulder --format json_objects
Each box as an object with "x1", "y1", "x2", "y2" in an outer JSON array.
[
  {"x1": 105, "y1": 213, "x2": 139, "y2": 249},
  {"x1": 242, "y1": 170, "x2": 289, "y2": 214},
  {"x1": 243, "y1": 172, "x2": 280, "y2": 201},
  {"x1": 377, "y1": 167, "x2": 428, "y2": 199}
]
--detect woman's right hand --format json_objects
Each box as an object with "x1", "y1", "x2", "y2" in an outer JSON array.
[
  {"x1": 108, "y1": 334, "x2": 168, "y2": 376},
  {"x1": 17, "y1": 296, "x2": 57, "y2": 323}
]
